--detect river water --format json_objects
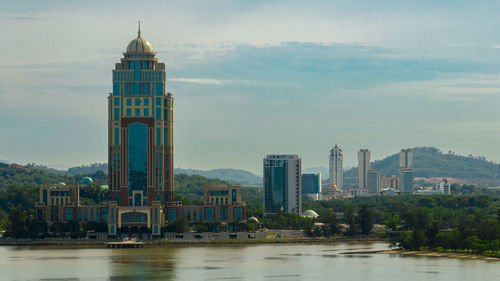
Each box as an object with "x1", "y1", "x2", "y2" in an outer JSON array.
[{"x1": 1, "y1": 242, "x2": 499, "y2": 280}]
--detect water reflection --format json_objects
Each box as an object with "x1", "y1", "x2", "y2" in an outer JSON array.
[{"x1": 1, "y1": 242, "x2": 499, "y2": 280}]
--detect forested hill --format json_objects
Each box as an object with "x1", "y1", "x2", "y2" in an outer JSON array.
[
  {"x1": 344, "y1": 147, "x2": 500, "y2": 181},
  {"x1": 0, "y1": 163, "x2": 106, "y2": 188},
  {"x1": 173, "y1": 168, "x2": 262, "y2": 186}
]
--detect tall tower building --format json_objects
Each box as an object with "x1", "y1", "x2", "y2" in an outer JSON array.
[
  {"x1": 358, "y1": 149, "x2": 370, "y2": 189},
  {"x1": 329, "y1": 145, "x2": 343, "y2": 188},
  {"x1": 367, "y1": 169, "x2": 380, "y2": 194},
  {"x1": 399, "y1": 149, "x2": 412, "y2": 170},
  {"x1": 263, "y1": 155, "x2": 302, "y2": 215},
  {"x1": 107, "y1": 26, "x2": 174, "y2": 237}
]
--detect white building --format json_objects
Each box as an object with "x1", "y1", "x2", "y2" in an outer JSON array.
[
  {"x1": 439, "y1": 179, "x2": 451, "y2": 195},
  {"x1": 399, "y1": 148, "x2": 413, "y2": 170},
  {"x1": 329, "y1": 145, "x2": 343, "y2": 188},
  {"x1": 358, "y1": 149, "x2": 370, "y2": 189},
  {"x1": 263, "y1": 155, "x2": 302, "y2": 215}
]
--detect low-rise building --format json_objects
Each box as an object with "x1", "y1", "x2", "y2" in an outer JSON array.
[
  {"x1": 34, "y1": 184, "x2": 108, "y2": 226},
  {"x1": 167, "y1": 184, "x2": 247, "y2": 224}
]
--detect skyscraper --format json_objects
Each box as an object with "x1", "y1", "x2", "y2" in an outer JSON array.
[
  {"x1": 358, "y1": 149, "x2": 370, "y2": 189},
  {"x1": 302, "y1": 173, "x2": 321, "y2": 200},
  {"x1": 263, "y1": 155, "x2": 302, "y2": 215},
  {"x1": 107, "y1": 26, "x2": 174, "y2": 237},
  {"x1": 367, "y1": 169, "x2": 380, "y2": 194},
  {"x1": 399, "y1": 149, "x2": 412, "y2": 170},
  {"x1": 400, "y1": 169, "x2": 414, "y2": 194},
  {"x1": 329, "y1": 145, "x2": 343, "y2": 188}
]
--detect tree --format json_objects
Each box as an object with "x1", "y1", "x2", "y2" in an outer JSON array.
[
  {"x1": 358, "y1": 204, "x2": 374, "y2": 235},
  {"x1": 319, "y1": 208, "x2": 339, "y2": 237},
  {"x1": 173, "y1": 217, "x2": 187, "y2": 233},
  {"x1": 344, "y1": 208, "x2": 358, "y2": 236}
]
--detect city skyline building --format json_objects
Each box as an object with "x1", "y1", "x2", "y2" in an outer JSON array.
[
  {"x1": 440, "y1": 178, "x2": 451, "y2": 195},
  {"x1": 380, "y1": 174, "x2": 399, "y2": 189},
  {"x1": 302, "y1": 173, "x2": 321, "y2": 200},
  {"x1": 329, "y1": 145, "x2": 343, "y2": 189},
  {"x1": 399, "y1": 148, "x2": 412, "y2": 170},
  {"x1": 358, "y1": 149, "x2": 370, "y2": 189},
  {"x1": 367, "y1": 169, "x2": 380, "y2": 195},
  {"x1": 263, "y1": 154, "x2": 302, "y2": 215},
  {"x1": 400, "y1": 169, "x2": 414, "y2": 194},
  {"x1": 107, "y1": 26, "x2": 174, "y2": 237}
]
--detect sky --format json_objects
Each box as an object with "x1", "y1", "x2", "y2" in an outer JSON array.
[{"x1": 0, "y1": 0, "x2": 499, "y2": 174}]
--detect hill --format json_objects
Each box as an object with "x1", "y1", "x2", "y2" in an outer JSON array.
[
  {"x1": 174, "y1": 168, "x2": 262, "y2": 186},
  {"x1": 67, "y1": 163, "x2": 108, "y2": 176},
  {"x1": 63, "y1": 164, "x2": 263, "y2": 186},
  {"x1": 343, "y1": 147, "x2": 500, "y2": 187}
]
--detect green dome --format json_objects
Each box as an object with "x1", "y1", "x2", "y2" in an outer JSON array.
[
  {"x1": 58, "y1": 182, "x2": 66, "y2": 186},
  {"x1": 81, "y1": 177, "x2": 94, "y2": 185}
]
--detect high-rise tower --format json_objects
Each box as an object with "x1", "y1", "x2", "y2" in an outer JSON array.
[
  {"x1": 107, "y1": 26, "x2": 173, "y2": 237},
  {"x1": 329, "y1": 145, "x2": 343, "y2": 188},
  {"x1": 263, "y1": 155, "x2": 302, "y2": 215},
  {"x1": 358, "y1": 149, "x2": 370, "y2": 189},
  {"x1": 399, "y1": 149, "x2": 412, "y2": 170}
]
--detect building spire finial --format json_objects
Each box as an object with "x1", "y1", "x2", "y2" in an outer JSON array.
[{"x1": 138, "y1": 20, "x2": 141, "y2": 37}]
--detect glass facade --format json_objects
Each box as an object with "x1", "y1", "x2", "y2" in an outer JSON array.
[
  {"x1": 128, "y1": 123, "x2": 148, "y2": 199},
  {"x1": 264, "y1": 164, "x2": 287, "y2": 214},
  {"x1": 302, "y1": 174, "x2": 320, "y2": 194}
]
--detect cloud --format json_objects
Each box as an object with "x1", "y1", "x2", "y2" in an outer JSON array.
[{"x1": 169, "y1": 78, "x2": 225, "y2": 86}]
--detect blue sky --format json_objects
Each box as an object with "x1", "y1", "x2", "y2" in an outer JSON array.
[{"x1": 0, "y1": 0, "x2": 499, "y2": 174}]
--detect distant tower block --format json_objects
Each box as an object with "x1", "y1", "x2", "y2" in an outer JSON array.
[
  {"x1": 358, "y1": 149, "x2": 370, "y2": 189},
  {"x1": 399, "y1": 148, "x2": 412, "y2": 170},
  {"x1": 329, "y1": 145, "x2": 343, "y2": 188}
]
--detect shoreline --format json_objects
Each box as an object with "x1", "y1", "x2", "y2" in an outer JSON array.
[
  {"x1": 0, "y1": 237, "x2": 386, "y2": 248},
  {"x1": 380, "y1": 249, "x2": 500, "y2": 261}
]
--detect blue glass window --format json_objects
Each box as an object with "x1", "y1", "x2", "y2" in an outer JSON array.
[
  {"x1": 206, "y1": 208, "x2": 213, "y2": 222},
  {"x1": 235, "y1": 208, "x2": 242, "y2": 220},
  {"x1": 114, "y1": 128, "x2": 119, "y2": 146},
  {"x1": 164, "y1": 109, "x2": 168, "y2": 121},
  {"x1": 126, "y1": 108, "x2": 131, "y2": 116},
  {"x1": 164, "y1": 128, "x2": 168, "y2": 146},
  {"x1": 135, "y1": 108, "x2": 140, "y2": 116},
  {"x1": 156, "y1": 108, "x2": 161, "y2": 120},
  {"x1": 156, "y1": 82, "x2": 163, "y2": 96},
  {"x1": 114, "y1": 108, "x2": 119, "y2": 121},
  {"x1": 65, "y1": 208, "x2": 73, "y2": 221},
  {"x1": 128, "y1": 123, "x2": 148, "y2": 198},
  {"x1": 126, "y1": 98, "x2": 132, "y2": 106},
  {"x1": 144, "y1": 108, "x2": 149, "y2": 116},
  {"x1": 114, "y1": 98, "x2": 119, "y2": 106},
  {"x1": 103, "y1": 208, "x2": 108, "y2": 222},
  {"x1": 156, "y1": 128, "x2": 161, "y2": 145},
  {"x1": 144, "y1": 99, "x2": 149, "y2": 106},
  {"x1": 169, "y1": 208, "x2": 176, "y2": 222},
  {"x1": 156, "y1": 98, "x2": 161, "y2": 106},
  {"x1": 135, "y1": 98, "x2": 140, "y2": 106}
]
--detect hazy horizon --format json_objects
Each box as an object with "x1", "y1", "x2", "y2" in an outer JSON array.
[{"x1": 1, "y1": 1, "x2": 499, "y2": 175}]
